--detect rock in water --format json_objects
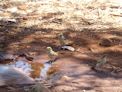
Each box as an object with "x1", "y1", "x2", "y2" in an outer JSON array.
[{"x1": 0, "y1": 65, "x2": 34, "y2": 86}]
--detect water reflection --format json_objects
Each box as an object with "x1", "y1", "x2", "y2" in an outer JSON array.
[
  {"x1": 9, "y1": 59, "x2": 52, "y2": 80},
  {"x1": 40, "y1": 62, "x2": 52, "y2": 79},
  {"x1": 0, "y1": 65, "x2": 34, "y2": 86},
  {"x1": 0, "y1": 65, "x2": 9, "y2": 73},
  {"x1": 0, "y1": 55, "x2": 55, "y2": 87}
]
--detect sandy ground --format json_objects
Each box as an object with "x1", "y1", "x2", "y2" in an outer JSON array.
[{"x1": 0, "y1": 0, "x2": 122, "y2": 92}]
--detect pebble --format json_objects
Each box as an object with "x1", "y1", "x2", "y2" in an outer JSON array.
[{"x1": 61, "y1": 46, "x2": 75, "y2": 51}]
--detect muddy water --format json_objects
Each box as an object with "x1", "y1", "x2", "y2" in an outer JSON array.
[
  {"x1": 0, "y1": 59, "x2": 53, "y2": 86},
  {"x1": 10, "y1": 60, "x2": 52, "y2": 79},
  {"x1": 40, "y1": 62, "x2": 52, "y2": 79},
  {"x1": 0, "y1": 65, "x2": 34, "y2": 86}
]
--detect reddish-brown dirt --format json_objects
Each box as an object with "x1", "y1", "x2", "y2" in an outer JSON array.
[{"x1": 0, "y1": 25, "x2": 122, "y2": 92}]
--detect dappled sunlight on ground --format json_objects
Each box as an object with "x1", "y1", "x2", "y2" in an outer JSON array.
[{"x1": 0, "y1": 0, "x2": 122, "y2": 92}]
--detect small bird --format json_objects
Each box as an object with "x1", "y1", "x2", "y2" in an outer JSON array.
[
  {"x1": 58, "y1": 33, "x2": 75, "y2": 51},
  {"x1": 46, "y1": 47, "x2": 58, "y2": 61},
  {"x1": 58, "y1": 33, "x2": 66, "y2": 46},
  {"x1": 95, "y1": 55, "x2": 107, "y2": 69}
]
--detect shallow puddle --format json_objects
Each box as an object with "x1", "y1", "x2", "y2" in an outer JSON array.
[
  {"x1": 9, "y1": 60, "x2": 53, "y2": 80},
  {"x1": 0, "y1": 57, "x2": 55, "y2": 87},
  {"x1": 0, "y1": 65, "x2": 34, "y2": 86},
  {"x1": 40, "y1": 62, "x2": 52, "y2": 79}
]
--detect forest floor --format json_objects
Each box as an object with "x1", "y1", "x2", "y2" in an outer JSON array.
[{"x1": 0, "y1": 0, "x2": 122, "y2": 92}]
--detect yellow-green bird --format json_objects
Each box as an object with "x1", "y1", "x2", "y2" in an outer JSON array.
[
  {"x1": 95, "y1": 55, "x2": 107, "y2": 68},
  {"x1": 58, "y1": 33, "x2": 66, "y2": 46},
  {"x1": 46, "y1": 47, "x2": 58, "y2": 61}
]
